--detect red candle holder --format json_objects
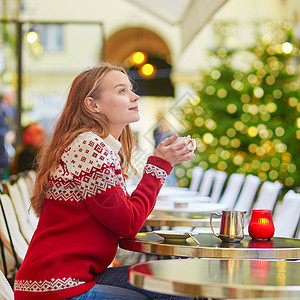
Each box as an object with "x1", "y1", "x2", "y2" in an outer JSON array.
[{"x1": 248, "y1": 209, "x2": 275, "y2": 241}]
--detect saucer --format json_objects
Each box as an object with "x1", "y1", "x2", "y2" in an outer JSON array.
[{"x1": 153, "y1": 230, "x2": 195, "y2": 242}]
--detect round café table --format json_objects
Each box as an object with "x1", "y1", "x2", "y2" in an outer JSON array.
[
  {"x1": 128, "y1": 259, "x2": 300, "y2": 299},
  {"x1": 119, "y1": 232, "x2": 300, "y2": 259}
]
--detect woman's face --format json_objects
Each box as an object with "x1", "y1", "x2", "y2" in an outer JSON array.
[{"x1": 95, "y1": 70, "x2": 140, "y2": 138}]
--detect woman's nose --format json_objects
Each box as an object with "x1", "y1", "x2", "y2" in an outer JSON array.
[{"x1": 131, "y1": 91, "x2": 139, "y2": 101}]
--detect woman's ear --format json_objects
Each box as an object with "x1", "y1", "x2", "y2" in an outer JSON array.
[{"x1": 84, "y1": 97, "x2": 100, "y2": 113}]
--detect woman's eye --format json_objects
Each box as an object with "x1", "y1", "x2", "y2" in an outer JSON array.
[{"x1": 120, "y1": 88, "x2": 126, "y2": 93}]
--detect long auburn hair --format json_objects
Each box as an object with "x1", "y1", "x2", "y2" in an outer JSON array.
[{"x1": 31, "y1": 63, "x2": 136, "y2": 216}]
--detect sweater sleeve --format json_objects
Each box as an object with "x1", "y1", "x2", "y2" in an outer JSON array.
[{"x1": 67, "y1": 137, "x2": 172, "y2": 238}]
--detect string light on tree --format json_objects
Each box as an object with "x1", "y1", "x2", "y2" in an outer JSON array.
[
  {"x1": 281, "y1": 42, "x2": 293, "y2": 54},
  {"x1": 176, "y1": 21, "x2": 299, "y2": 189}
]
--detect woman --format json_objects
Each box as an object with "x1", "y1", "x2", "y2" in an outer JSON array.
[{"x1": 14, "y1": 63, "x2": 194, "y2": 299}]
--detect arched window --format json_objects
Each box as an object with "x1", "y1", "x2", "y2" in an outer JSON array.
[{"x1": 105, "y1": 27, "x2": 173, "y2": 96}]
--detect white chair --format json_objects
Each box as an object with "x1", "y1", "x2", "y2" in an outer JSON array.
[
  {"x1": 189, "y1": 166, "x2": 203, "y2": 192},
  {"x1": 156, "y1": 167, "x2": 204, "y2": 200},
  {"x1": 0, "y1": 269, "x2": 14, "y2": 300},
  {"x1": 156, "y1": 187, "x2": 199, "y2": 202},
  {"x1": 27, "y1": 170, "x2": 37, "y2": 183},
  {"x1": 4, "y1": 181, "x2": 35, "y2": 243},
  {"x1": 252, "y1": 180, "x2": 282, "y2": 211},
  {"x1": 218, "y1": 173, "x2": 245, "y2": 209},
  {"x1": 16, "y1": 177, "x2": 32, "y2": 204},
  {"x1": 234, "y1": 174, "x2": 261, "y2": 214},
  {"x1": 273, "y1": 190, "x2": 300, "y2": 238},
  {"x1": 0, "y1": 193, "x2": 28, "y2": 261},
  {"x1": 193, "y1": 174, "x2": 245, "y2": 234},
  {"x1": 17, "y1": 177, "x2": 39, "y2": 230},
  {"x1": 198, "y1": 168, "x2": 216, "y2": 197},
  {"x1": 24, "y1": 173, "x2": 35, "y2": 196},
  {"x1": 210, "y1": 171, "x2": 227, "y2": 203},
  {"x1": 296, "y1": 225, "x2": 300, "y2": 239}
]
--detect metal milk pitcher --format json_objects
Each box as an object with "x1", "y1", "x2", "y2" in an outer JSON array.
[{"x1": 210, "y1": 210, "x2": 247, "y2": 243}]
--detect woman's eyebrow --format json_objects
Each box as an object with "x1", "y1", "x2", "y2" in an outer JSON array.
[{"x1": 113, "y1": 83, "x2": 133, "y2": 89}]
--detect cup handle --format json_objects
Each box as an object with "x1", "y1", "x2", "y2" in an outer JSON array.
[{"x1": 210, "y1": 212, "x2": 221, "y2": 238}]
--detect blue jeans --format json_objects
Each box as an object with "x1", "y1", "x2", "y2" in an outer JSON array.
[{"x1": 67, "y1": 265, "x2": 194, "y2": 299}]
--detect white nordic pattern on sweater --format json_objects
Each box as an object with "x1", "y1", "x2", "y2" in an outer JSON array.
[
  {"x1": 45, "y1": 133, "x2": 167, "y2": 203},
  {"x1": 144, "y1": 164, "x2": 167, "y2": 185},
  {"x1": 14, "y1": 277, "x2": 85, "y2": 292},
  {"x1": 46, "y1": 135, "x2": 127, "y2": 202}
]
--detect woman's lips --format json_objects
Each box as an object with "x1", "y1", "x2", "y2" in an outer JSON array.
[{"x1": 129, "y1": 106, "x2": 139, "y2": 111}]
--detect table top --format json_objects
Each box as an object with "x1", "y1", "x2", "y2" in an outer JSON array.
[
  {"x1": 127, "y1": 185, "x2": 191, "y2": 196},
  {"x1": 128, "y1": 259, "x2": 300, "y2": 299},
  {"x1": 145, "y1": 215, "x2": 220, "y2": 228},
  {"x1": 153, "y1": 202, "x2": 228, "y2": 218},
  {"x1": 157, "y1": 195, "x2": 210, "y2": 202},
  {"x1": 119, "y1": 232, "x2": 300, "y2": 259}
]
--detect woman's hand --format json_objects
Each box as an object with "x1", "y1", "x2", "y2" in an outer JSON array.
[{"x1": 153, "y1": 134, "x2": 195, "y2": 166}]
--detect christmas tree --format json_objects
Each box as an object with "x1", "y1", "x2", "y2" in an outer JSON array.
[{"x1": 176, "y1": 21, "x2": 300, "y2": 190}]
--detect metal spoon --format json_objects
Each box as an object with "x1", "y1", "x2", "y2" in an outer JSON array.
[{"x1": 188, "y1": 232, "x2": 200, "y2": 246}]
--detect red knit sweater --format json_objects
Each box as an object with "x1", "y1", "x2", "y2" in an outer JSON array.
[{"x1": 14, "y1": 132, "x2": 172, "y2": 299}]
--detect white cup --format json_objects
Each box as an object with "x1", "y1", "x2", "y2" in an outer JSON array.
[{"x1": 173, "y1": 137, "x2": 196, "y2": 150}]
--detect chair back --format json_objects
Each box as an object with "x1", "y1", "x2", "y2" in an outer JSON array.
[
  {"x1": 210, "y1": 171, "x2": 227, "y2": 203},
  {"x1": 17, "y1": 177, "x2": 31, "y2": 206},
  {"x1": 0, "y1": 193, "x2": 28, "y2": 260},
  {"x1": 0, "y1": 270, "x2": 14, "y2": 300},
  {"x1": 273, "y1": 190, "x2": 300, "y2": 238},
  {"x1": 27, "y1": 170, "x2": 37, "y2": 183},
  {"x1": 4, "y1": 181, "x2": 35, "y2": 243},
  {"x1": 296, "y1": 223, "x2": 300, "y2": 239},
  {"x1": 252, "y1": 181, "x2": 282, "y2": 211},
  {"x1": 189, "y1": 166, "x2": 203, "y2": 192},
  {"x1": 234, "y1": 174, "x2": 261, "y2": 214},
  {"x1": 219, "y1": 173, "x2": 244, "y2": 209},
  {"x1": 198, "y1": 168, "x2": 216, "y2": 197},
  {"x1": 17, "y1": 177, "x2": 39, "y2": 229},
  {"x1": 24, "y1": 173, "x2": 35, "y2": 196}
]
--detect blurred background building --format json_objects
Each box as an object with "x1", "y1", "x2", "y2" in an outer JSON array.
[{"x1": 0, "y1": 0, "x2": 299, "y2": 188}]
